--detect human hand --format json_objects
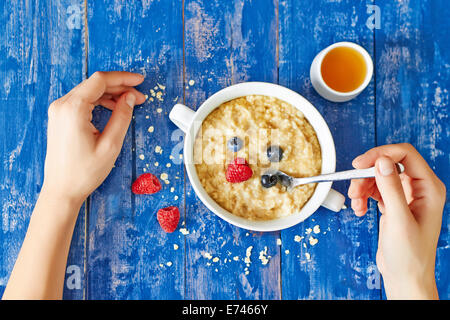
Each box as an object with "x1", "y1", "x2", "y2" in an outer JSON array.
[
  {"x1": 42, "y1": 71, "x2": 146, "y2": 211},
  {"x1": 348, "y1": 143, "x2": 446, "y2": 299}
]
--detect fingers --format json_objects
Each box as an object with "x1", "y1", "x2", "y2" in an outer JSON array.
[
  {"x1": 95, "y1": 88, "x2": 146, "y2": 111},
  {"x1": 97, "y1": 92, "x2": 136, "y2": 155},
  {"x1": 348, "y1": 178, "x2": 375, "y2": 199},
  {"x1": 374, "y1": 156, "x2": 412, "y2": 220},
  {"x1": 69, "y1": 71, "x2": 144, "y2": 105},
  {"x1": 348, "y1": 178, "x2": 375, "y2": 216},
  {"x1": 352, "y1": 143, "x2": 434, "y2": 180},
  {"x1": 351, "y1": 198, "x2": 368, "y2": 216}
]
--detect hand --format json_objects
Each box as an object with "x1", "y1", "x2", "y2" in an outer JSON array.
[
  {"x1": 42, "y1": 71, "x2": 146, "y2": 210},
  {"x1": 348, "y1": 143, "x2": 446, "y2": 299}
]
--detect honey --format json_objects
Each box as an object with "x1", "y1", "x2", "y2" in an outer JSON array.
[{"x1": 321, "y1": 46, "x2": 367, "y2": 93}]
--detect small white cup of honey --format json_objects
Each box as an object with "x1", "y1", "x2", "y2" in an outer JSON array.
[{"x1": 310, "y1": 42, "x2": 373, "y2": 102}]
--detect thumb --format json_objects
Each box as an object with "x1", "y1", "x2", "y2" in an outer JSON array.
[
  {"x1": 374, "y1": 156, "x2": 410, "y2": 219},
  {"x1": 98, "y1": 92, "x2": 135, "y2": 152}
]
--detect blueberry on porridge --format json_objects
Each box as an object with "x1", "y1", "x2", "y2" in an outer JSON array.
[{"x1": 193, "y1": 95, "x2": 322, "y2": 220}]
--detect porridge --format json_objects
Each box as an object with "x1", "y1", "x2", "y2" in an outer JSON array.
[{"x1": 194, "y1": 95, "x2": 322, "y2": 220}]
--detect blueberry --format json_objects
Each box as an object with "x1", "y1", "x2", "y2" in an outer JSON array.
[
  {"x1": 227, "y1": 136, "x2": 243, "y2": 152},
  {"x1": 266, "y1": 145, "x2": 283, "y2": 162},
  {"x1": 261, "y1": 173, "x2": 278, "y2": 188}
]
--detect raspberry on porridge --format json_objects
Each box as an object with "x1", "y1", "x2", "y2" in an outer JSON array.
[{"x1": 194, "y1": 95, "x2": 322, "y2": 220}]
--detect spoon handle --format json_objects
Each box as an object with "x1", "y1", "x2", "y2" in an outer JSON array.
[{"x1": 292, "y1": 163, "x2": 405, "y2": 186}]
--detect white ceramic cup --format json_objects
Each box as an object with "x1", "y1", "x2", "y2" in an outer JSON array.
[
  {"x1": 169, "y1": 82, "x2": 345, "y2": 232},
  {"x1": 310, "y1": 41, "x2": 373, "y2": 102}
]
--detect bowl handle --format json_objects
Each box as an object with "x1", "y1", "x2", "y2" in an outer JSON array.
[
  {"x1": 321, "y1": 188, "x2": 346, "y2": 212},
  {"x1": 169, "y1": 103, "x2": 195, "y2": 133}
]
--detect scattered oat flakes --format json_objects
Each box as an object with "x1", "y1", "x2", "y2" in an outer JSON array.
[
  {"x1": 148, "y1": 126, "x2": 154, "y2": 133},
  {"x1": 233, "y1": 256, "x2": 239, "y2": 261},
  {"x1": 169, "y1": 155, "x2": 174, "y2": 160},
  {"x1": 154, "y1": 162, "x2": 159, "y2": 166},
  {"x1": 285, "y1": 250, "x2": 290, "y2": 254},
  {"x1": 294, "y1": 235, "x2": 303, "y2": 242},
  {"x1": 139, "y1": 154, "x2": 145, "y2": 160},
  {"x1": 166, "y1": 261, "x2": 172, "y2": 267},
  {"x1": 179, "y1": 154, "x2": 183, "y2": 159},
  {"x1": 166, "y1": 163, "x2": 171, "y2": 167},
  {"x1": 159, "y1": 263, "x2": 163, "y2": 267},
  {"x1": 170, "y1": 187, "x2": 175, "y2": 192},
  {"x1": 313, "y1": 225, "x2": 320, "y2": 234},
  {"x1": 179, "y1": 228, "x2": 189, "y2": 235},
  {"x1": 244, "y1": 246, "x2": 253, "y2": 265},
  {"x1": 173, "y1": 244, "x2": 179, "y2": 250},
  {"x1": 156, "y1": 108, "x2": 162, "y2": 113},
  {"x1": 258, "y1": 247, "x2": 270, "y2": 265},
  {"x1": 145, "y1": 115, "x2": 149, "y2": 119},
  {"x1": 143, "y1": 168, "x2": 147, "y2": 172},
  {"x1": 174, "y1": 195, "x2": 178, "y2": 200},
  {"x1": 164, "y1": 180, "x2": 170, "y2": 185},
  {"x1": 188, "y1": 79, "x2": 195, "y2": 86},
  {"x1": 306, "y1": 228, "x2": 312, "y2": 234},
  {"x1": 212, "y1": 257, "x2": 219, "y2": 263},
  {"x1": 144, "y1": 94, "x2": 148, "y2": 100},
  {"x1": 305, "y1": 252, "x2": 311, "y2": 260},
  {"x1": 204, "y1": 252, "x2": 212, "y2": 260},
  {"x1": 160, "y1": 173, "x2": 168, "y2": 180},
  {"x1": 276, "y1": 239, "x2": 282, "y2": 246},
  {"x1": 157, "y1": 83, "x2": 166, "y2": 90},
  {"x1": 309, "y1": 236, "x2": 318, "y2": 246}
]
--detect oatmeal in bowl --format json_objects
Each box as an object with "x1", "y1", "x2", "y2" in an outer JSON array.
[
  {"x1": 193, "y1": 95, "x2": 322, "y2": 221},
  {"x1": 169, "y1": 82, "x2": 344, "y2": 231}
]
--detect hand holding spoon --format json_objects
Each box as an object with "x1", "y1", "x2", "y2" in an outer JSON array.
[{"x1": 264, "y1": 163, "x2": 405, "y2": 192}]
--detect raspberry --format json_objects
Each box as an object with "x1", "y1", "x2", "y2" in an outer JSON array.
[
  {"x1": 132, "y1": 173, "x2": 162, "y2": 194},
  {"x1": 157, "y1": 206, "x2": 180, "y2": 233},
  {"x1": 226, "y1": 157, "x2": 253, "y2": 183}
]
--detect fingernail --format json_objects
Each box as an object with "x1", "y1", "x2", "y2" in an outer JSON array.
[
  {"x1": 352, "y1": 155, "x2": 363, "y2": 166},
  {"x1": 351, "y1": 198, "x2": 363, "y2": 210},
  {"x1": 126, "y1": 93, "x2": 136, "y2": 108},
  {"x1": 377, "y1": 157, "x2": 394, "y2": 176}
]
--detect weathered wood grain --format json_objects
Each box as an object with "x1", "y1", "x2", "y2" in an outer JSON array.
[
  {"x1": 184, "y1": 0, "x2": 280, "y2": 299},
  {"x1": 86, "y1": 0, "x2": 184, "y2": 299},
  {"x1": 279, "y1": 0, "x2": 380, "y2": 299},
  {"x1": 0, "y1": 0, "x2": 449, "y2": 300},
  {"x1": 0, "y1": 0, "x2": 86, "y2": 299},
  {"x1": 375, "y1": 0, "x2": 450, "y2": 299}
]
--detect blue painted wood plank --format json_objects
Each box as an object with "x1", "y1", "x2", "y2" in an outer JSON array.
[
  {"x1": 375, "y1": 0, "x2": 450, "y2": 300},
  {"x1": 184, "y1": 0, "x2": 280, "y2": 299},
  {"x1": 0, "y1": 0, "x2": 86, "y2": 299},
  {"x1": 278, "y1": 0, "x2": 380, "y2": 299},
  {"x1": 86, "y1": 0, "x2": 184, "y2": 299}
]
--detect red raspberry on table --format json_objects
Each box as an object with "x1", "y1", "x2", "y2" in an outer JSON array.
[
  {"x1": 131, "y1": 173, "x2": 162, "y2": 194},
  {"x1": 157, "y1": 206, "x2": 180, "y2": 233},
  {"x1": 225, "y1": 157, "x2": 253, "y2": 183}
]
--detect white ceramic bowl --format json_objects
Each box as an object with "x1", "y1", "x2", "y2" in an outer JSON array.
[{"x1": 169, "y1": 82, "x2": 345, "y2": 231}]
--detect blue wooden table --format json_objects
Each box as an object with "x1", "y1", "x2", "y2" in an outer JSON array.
[{"x1": 0, "y1": 0, "x2": 449, "y2": 300}]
